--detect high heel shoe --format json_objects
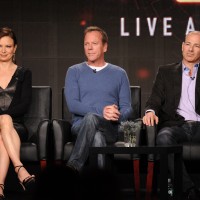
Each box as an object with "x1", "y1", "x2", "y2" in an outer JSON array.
[
  {"x1": 15, "y1": 165, "x2": 35, "y2": 191},
  {"x1": 0, "y1": 184, "x2": 5, "y2": 200}
]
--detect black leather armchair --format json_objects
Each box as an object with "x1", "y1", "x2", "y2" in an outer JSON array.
[
  {"x1": 145, "y1": 120, "x2": 200, "y2": 160},
  {"x1": 52, "y1": 86, "x2": 159, "y2": 198},
  {"x1": 145, "y1": 122, "x2": 200, "y2": 168},
  {"x1": 6, "y1": 86, "x2": 52, "y2": 193},
  {"x1": 20, "y1": 86, "x2": 52, "y2": 169},
  {"x1": 144, "y1": 122, "x2": 200, "y2": 199},
  {"x1": 183, "y1": 139, "x2": 200, "y2": 162},
  {"x1": 52, "y1": 86, "x2": 142, "y2": 164}
]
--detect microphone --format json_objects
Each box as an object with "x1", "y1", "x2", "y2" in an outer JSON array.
[
  {"x1": 93, "y1": 69, "x2": 96, "y2": 73},
  {"x1": 191, "y1": 76, "x2": 195, "y2": 80}
]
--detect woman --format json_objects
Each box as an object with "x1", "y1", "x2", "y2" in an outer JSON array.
[{"x1": 0, "y1": 27, "x2": 35, "y2": 199}]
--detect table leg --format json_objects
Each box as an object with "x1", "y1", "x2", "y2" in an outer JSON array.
[
  {"x1": 173, "y1": 151, "x2": 182, "y2": 200},
  {"x1": 160, "y1": 153, "x2": 168, "y2": 200},
  {"x1": 89, "y1": 150, "x2": 98, "y2": 168}
]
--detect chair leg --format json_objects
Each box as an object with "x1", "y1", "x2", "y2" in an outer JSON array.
[
  {"x1": 40, "y1": 160, "x2": 47, "y2": 170},
  {"x1": 145, "y1": 161, "x2": 154, "y2": 200},
  {"x1": 133, "y1": 159, "x2": 140, "y2": 200}
]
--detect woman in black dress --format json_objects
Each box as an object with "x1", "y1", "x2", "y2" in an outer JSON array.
[{"x1": 0, "y1": 27, "x2": 35, "y2": 199}]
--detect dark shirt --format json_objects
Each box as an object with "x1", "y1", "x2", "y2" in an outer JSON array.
[{"x1": 0, "y1": 66, "x2": 32, "y2": 123}]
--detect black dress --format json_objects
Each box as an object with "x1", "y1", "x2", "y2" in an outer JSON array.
[{"x1": 0, "y1": 66, "x2": 32, "y2": 142}]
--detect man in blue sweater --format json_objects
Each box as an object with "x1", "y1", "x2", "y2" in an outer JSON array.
[{"x1": 65, "y1": 26, "x2": 133, "y2": 172}]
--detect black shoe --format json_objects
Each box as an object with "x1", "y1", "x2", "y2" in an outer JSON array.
[
  {"x1": 0, "y1": 184, "x2": 5, "y2": 200},
  {"x1": 66, "y1": 164, "x2": 79, "y2": 175},
  {"x1": 184, "y1": 187, "x2": 200, "y2": 200},
  {"x1": 15, "y1": 165, "x2": 35, "y2": 192}
]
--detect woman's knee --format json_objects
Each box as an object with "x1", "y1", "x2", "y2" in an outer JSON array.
[
  {"x1": 0, "y1": 114, "x2": 13, "y2": 126},
  {"x1": 0, "y1": 136, "x2": 3, "y2": 144}
]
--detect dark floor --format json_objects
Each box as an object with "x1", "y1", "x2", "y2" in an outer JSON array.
[
  {"x1": 4, "y1": 190, "x2": 162, "y2": 200},
  {"x1": 3, "y1": 161, "x2": 200, "y2": 200},
  {"x1": 4, "y1": 190, "x2": 143, "y2": 200},
  {"x1": 5, "y1": 191, "x2": 32, "y2": 200},
  {"x1": 3, "y1": 181, "x2": 199, "y2": 200}
]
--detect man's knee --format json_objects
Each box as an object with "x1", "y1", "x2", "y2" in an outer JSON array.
[
  {"x1": 83, "y1": 113, "x2": 100, "y2": 127},
  {"x1": 156, "y1": 128, "x2": 173, "y2": 145},
  {"x1": 84, "y1": 113, "x2": 98, "y2": 121},
  {"x1": 156, "y1": 134, "x2": 168, "y2": 145}
]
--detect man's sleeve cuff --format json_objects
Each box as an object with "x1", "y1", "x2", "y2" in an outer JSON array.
[{"x1": 145, "y1": 109, "x2": 155, "y2": 114}]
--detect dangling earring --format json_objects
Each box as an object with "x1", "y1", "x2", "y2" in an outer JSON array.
[{"x1": 12, "y1": 53, "x2": 15, "y2": 63}]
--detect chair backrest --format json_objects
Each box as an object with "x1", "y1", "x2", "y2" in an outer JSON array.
[
  {"x1": 23, "y1": 86, "x2": 52, "y2": 142},
  {"x1": 62, "y1": 87, "x2": 72, "y2": 122},
  {"x1": 129, "y1": 86, "x2": 141, "y2": 120},
  {"x1": 62, "y1": 86, "x2": 141, "y2": 122}
]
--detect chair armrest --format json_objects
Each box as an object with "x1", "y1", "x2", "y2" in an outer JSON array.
[
  {"x1": 52, "y1": 119, "x2": 72, "y2": 160},
  {"x1": 133, "y1": 118, "x2": 142, "y2": 160},
  {"x1": 145, "y1": 124, "x2": 157, "y2": 161},
  {"x1": 134, "y1": 118, "x2": 143, "y2": 146},
  {"x1": 146, "y1": 125, "x2": 156, "y2": 146},
  {"x1": 37, "y1": 119, "x2": 51, "y2": 160}
]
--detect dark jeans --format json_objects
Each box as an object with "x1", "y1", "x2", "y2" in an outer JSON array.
[
  {"x1": 67, "y1": 113, "x2": 119, "y2": 171},
  {"x1": 156, "y1": 121, "x2": 200, "y2": 192}
]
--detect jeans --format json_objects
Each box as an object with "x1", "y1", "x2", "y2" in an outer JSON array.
[
  {"x1": 67, "y1": 113, "x2": 119, "y2": 171},
  {"x1": 156, "y1": 121, "x2": 200, "y2": 192}
]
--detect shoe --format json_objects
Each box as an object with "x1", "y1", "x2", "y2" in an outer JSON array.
[
  {"x1": 0, "y1": 184, "x2": 5, "y2": 200},
  {"x1": 66, "y1": 164, "x2": 79, "y2": 175},
  {"x1": 184, "y1": 187, "x2": 200, "y2": 200},
  {"x1": 15, "y1": 165, "x2": 35, "y2": 191}
]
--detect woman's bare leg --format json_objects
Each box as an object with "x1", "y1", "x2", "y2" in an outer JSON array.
[
  {"x1": 0, "y1": 136, "x2": 10, "y2": 196},
  {"x1": 0, "y1": 115, "x2": 32, "y2": 183}
]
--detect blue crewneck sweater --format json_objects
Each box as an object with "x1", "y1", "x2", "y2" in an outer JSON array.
[{"x1": 65, "y1": 62, "x2": 132, "y2": 125}]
